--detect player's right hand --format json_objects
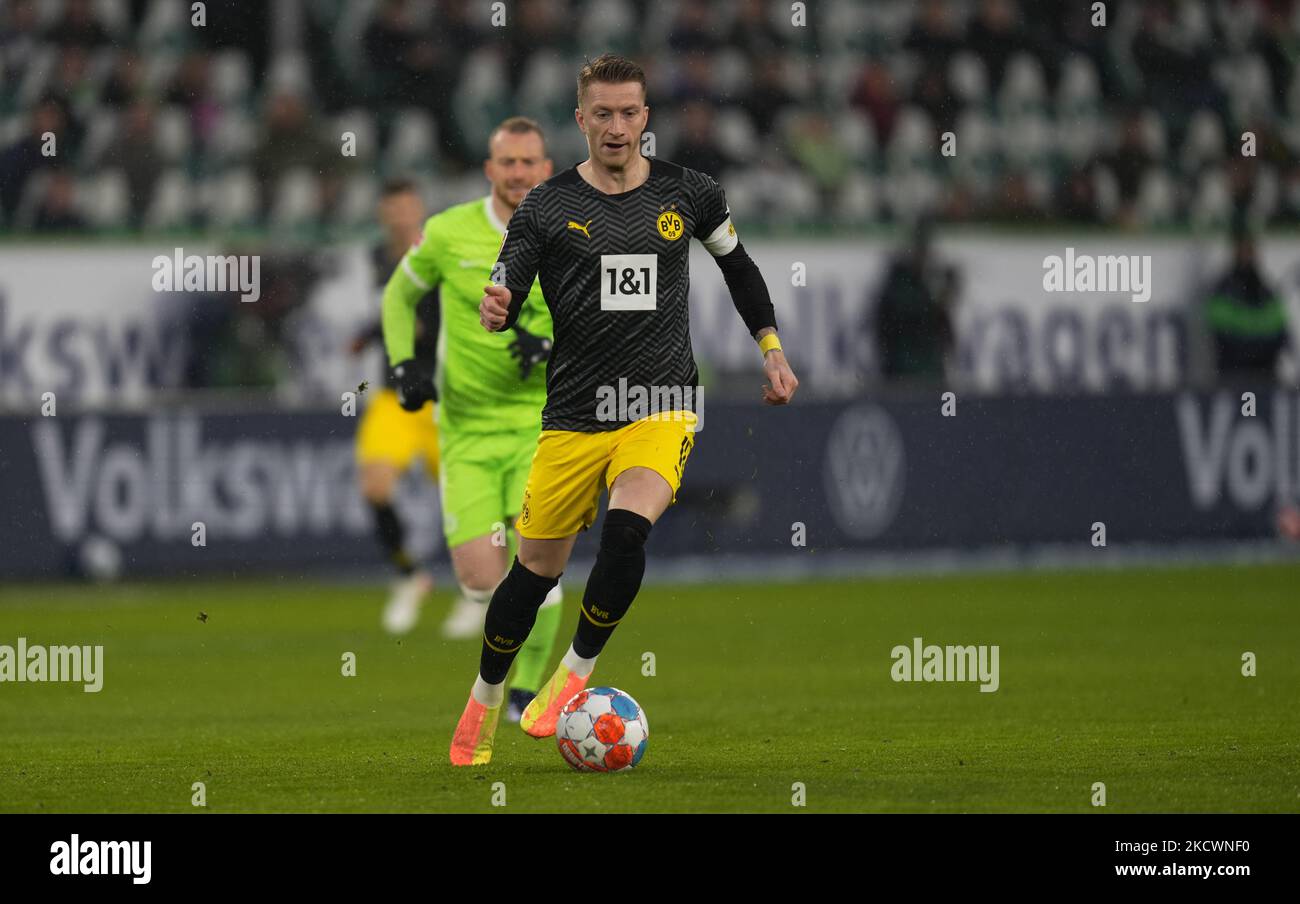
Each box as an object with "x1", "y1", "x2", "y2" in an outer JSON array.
[
  {"x1": 392, "y1": 359, "x2": 436, "y2": 410},
  {"x1": 480, "y1": 284, "x2": 511, "y2": 332}
]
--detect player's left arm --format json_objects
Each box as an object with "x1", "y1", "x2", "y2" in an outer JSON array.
[
  {"x1": 696, "y1": 176, "x2": 798, "y2": 406},
  {"x1": 383, "y1": 220, "x2": 442, "y2": 366},
  {"x1": 382, "y1": 218, "x2": 443, "y2": 409}
]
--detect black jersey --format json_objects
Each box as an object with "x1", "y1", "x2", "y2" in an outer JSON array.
[
  {"x1": 370, "y1": 243, "x2": 439, "y2": 389},
  {"x1": 495, "y1": 157, "x2": 738, "y2": 432}
]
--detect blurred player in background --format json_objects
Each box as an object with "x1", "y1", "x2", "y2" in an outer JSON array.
[
  {"x1": 1204, "y1": 220, "x2": 1291, "y2": 384},
  {"x1": 384, "y1": 117, "x2": 563, "y2": 721},
  {"x1": 873, "y1": 217, "x2": 960, "y2": 385},
  {"x1": 452, "y1": 54, "x2": 799, "y2": 765},
  {"x1": 352, "y1": 178, "x2": 441, "y2": 634}
]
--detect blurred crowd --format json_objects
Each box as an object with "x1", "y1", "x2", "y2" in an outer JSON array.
[
  {"x1": 1, "y1": 0, "x2": 1299, "y2": 234},
  {"x1": 870, "y1": 214, "x2": 1294, "y2": 389}
]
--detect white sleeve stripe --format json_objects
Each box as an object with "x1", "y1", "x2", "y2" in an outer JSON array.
[
  {"x1": 400, "y1": 255, "x2": 432, "y2": 290},
  {"x1": 701, "y1": 215, "x2": 738, "y2": 257}
]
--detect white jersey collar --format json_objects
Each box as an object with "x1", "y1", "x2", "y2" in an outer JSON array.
[{"x1": 484, "y1": 195, "x2": 509, "y2": 234}]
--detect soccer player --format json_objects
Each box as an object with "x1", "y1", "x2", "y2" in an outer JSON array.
[
  {"x1": 383, "y1": 117, "x2": 565, "y2": 720},
  {"x1": 450, "y1": 54, "x2": 799, "y2": 765},
  {"x1": 352, "y1": 179, "x2": 441, "y2": 634}
]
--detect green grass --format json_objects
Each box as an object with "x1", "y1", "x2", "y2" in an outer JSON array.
[{"x1": 1, "y1": 563, "x2": 1298, "y2": 813}]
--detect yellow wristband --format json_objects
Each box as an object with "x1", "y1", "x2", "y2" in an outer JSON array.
[{"x1": 758, "y1": 333, "x2": 782, "y2": 355}]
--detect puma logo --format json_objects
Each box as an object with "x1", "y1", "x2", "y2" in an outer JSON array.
[{"x1": 567, "y1": 218, "x2": 593, "y2": 239}]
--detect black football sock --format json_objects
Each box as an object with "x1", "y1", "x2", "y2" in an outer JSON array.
[
  {"x1": 572, "y1": 509, "x2": 652, "y2": 659},
  {"x1": 480, "y1": 557, "x2": 561, "y2": 685},
  {"x1": 371, "y1": 502, "x2": 414, "y2": 575}
]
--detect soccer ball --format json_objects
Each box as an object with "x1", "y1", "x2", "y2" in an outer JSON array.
[{"x1": 555, "y1": 687, "x2": 648, "y2": 773}]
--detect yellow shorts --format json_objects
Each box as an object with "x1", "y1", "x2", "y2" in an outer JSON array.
[
  {"x1": 355, "y1": 388, "x2": 440, "y2": 477},
  {"x1": 515, "y1": 411, "x2": 698, "y2": 540}
]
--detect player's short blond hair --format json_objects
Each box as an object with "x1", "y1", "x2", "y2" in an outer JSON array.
[
  {"x1": 488, "y1": 116, "x2": 547, "y2": 155},
  {"x1": 576, "y1": 53, "x2": 646, "y2": 107}
]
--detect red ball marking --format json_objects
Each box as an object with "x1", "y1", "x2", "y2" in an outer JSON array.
[
  {"x1": 557, "y1": 738, "x2": 584, "y2": 770},
  {"x1": 604, "y1": 744, "x2": 634, "y2": 771},
  {"x1": 566, "y1": 690, "x2": 590, "y2": 712},
  {"x1": 593, "y1": 713, "x2": 625, "y2": 745}
]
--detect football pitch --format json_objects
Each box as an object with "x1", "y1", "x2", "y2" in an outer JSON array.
[{"x1": 1, "y1": 562, "x2": 1297, "y2": 813}]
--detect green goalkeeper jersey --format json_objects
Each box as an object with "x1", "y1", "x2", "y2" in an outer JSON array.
[{"x1": 383, "y1": 196, "x2": 551, "y2": 435}]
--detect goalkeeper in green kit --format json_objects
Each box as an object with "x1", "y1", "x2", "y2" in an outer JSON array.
[{"x1": 382, "y1": 117, "x2": 562, "y2": 721}]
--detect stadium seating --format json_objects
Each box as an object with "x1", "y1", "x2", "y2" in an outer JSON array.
[{"x1": 1, "y1": 0, "x2": 1297, "y2": 233}]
